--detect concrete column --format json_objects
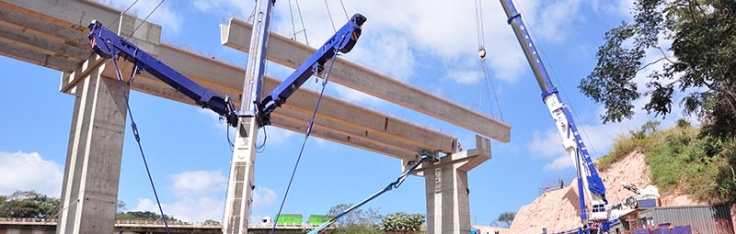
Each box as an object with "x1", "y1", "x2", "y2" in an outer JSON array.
[
  {"x1": 419, "y1": 135, "x2": 492, "y2": 234},
  {"x1": 57, "y1": 61, "x2": 128, "y2": 234}
]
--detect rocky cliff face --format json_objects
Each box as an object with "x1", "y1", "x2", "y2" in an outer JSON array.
[{"x1": 509, "y1": 151, "x2": 706, "y2": 234}]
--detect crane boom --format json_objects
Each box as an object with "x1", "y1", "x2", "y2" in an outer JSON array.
[
  {"x1": 258, "y1": 13, "x2": 366, "y2": 125},
  {"x1": 87, "y1": 13, "x2": 366, "y2": 128},
  {"x1": 88, "y1": 20, "x2": 239, "y2": 127},
  {"x1": 498, "y1": 0, "x2": 609, "y2": 224}
]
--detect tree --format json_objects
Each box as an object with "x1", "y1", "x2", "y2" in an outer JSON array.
[
  {"x1": 318, "y1": 203, "x2": 383, "y2": 234},
  {"x1": 203, "y1": 219, "x2": 220, "y2": 225},
  {"x1": 380, "y1": 212, "x2": 424, "y2": 233},
  {"x1": 579, "y1": 0, "x2": 736, "y2": 141},
  {"x1": 496, "y1": 212, "x2": 515, "y2": 228},
  {"x1": 115, "y1": 211, "x2": 178, "y2": 222},
  {"x1": 579, "y1": 0, "x2": 736, "y2": 199},
  {"x1": 0, "y1": 190, "x2": 60, "y2": 218},
  {"x1": 326, "y1": 203, "x2": 382, "y2": 227}
]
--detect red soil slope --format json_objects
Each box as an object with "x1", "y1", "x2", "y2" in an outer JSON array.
[{"x1": 509, "y1": 151, "x2": 706, "y2": 234}]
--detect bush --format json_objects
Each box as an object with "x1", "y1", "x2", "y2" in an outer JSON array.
[{"x1": 594, "y1": 121, "x2": 735, "y2": 203}]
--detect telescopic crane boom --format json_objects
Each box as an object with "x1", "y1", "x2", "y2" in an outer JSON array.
[{"x1": 498, "y1": 0, "x2": 609, "y2": 225}]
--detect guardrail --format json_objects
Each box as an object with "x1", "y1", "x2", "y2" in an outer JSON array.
[{"x1": 0, "y1": 218, "x2": 331, "y2": 229}]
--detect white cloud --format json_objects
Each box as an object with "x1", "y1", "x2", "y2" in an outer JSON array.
[
  {"x1": 97, "y1": 0, "x2": 184, "y2": 34},
  {"x1": 448, "y1": 70, "x2": 483, "y2": 85},
  {"x1": 193, "y1": 0, "x2": 596, "y2": 87},
  {"x1": 197, "y1": 109, "x2": 297, "y2": 146},
  {"x1": 252, "y1": 186, "x2": 277, "y2": 209},
  {"x1": 0, "y1": 151, "x2": 63, "y2": 197},
  {"x1": 133, "y1": 169, "x2": 278, "y2": 222},
  {"x1": 529, "y1": 129, "x2": 564, "y2": 159},
  {"x1": 261, "y1": 126, "x2": 297, "y2": 145},
  {"x1": 544, "y1": 155, "x2": 573, "y2": 171},
  {"x1": 170, "y1": 170, "x2": 227, "y2": 196},
  {"x1": 133, "y1": 196, "x2": 224, "y2": 222}
]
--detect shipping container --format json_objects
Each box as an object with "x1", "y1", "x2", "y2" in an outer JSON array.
[
  {"x1": 638, "y1": 199, "x2": 658, "y2": 209},
  {"x1": 638, "y1": 204, "x2": 734, "y2": 234}
]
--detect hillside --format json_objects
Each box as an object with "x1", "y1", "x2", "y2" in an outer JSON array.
[
  {"x1": 508, "y1": 122, "x2": 735, "y2": 233},
  {"x1": 509, "y1": 151, "x2": 705, "y2": 233}
]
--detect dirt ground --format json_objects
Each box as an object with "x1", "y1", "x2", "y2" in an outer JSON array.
[{"x1": 508, "y1": 151, "x2": 706, "y2": 234}]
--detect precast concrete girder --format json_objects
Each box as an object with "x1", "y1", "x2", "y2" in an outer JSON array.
[{"x1": 221, "y1": 18, "x2": 512, "y2": 143}]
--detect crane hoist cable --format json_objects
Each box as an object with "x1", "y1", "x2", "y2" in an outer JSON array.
[
  {"x1": 295, "y1": 0, "x2": 310, "y2": 46},
  {"x1": 287, "y1": 0, "x2": 311, "y2": 46},
  {"x1": 473, "y1": 0, "x2": 505, "y2": 121},
  {"x1": 269, "y1": 49, "x2": 340, "y2": 234},
  {"x1": 288, "y1": 0, "x2": 298, "y2": 41},
  {"x1": 103, "y1": 3, "x2": 172, "y2": 232},
  {"x1": 110, "y1": 55, "x2": 171, "y2": 234},
  {"x1": 339, "y1": 0, "x2": 349, "y2": 20},
  {"x1": 131, "y1": 0, "x2": 166, "y2": 37},
  {"x1": 109, "y1": 0, "x2": 139, "y2": 28},
  {"x1": 324, "y1": 0, "x2": 337, "y2": 32},
  {"x1": 307, "y1": 152, "x2": 436, "y2": 234}
]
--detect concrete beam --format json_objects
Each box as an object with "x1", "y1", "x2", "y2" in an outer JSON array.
[
  {"x1": 0, "y1": 40, "x2": 78, "y2": 72},
  {"x1": 156, "y1": 44, "x2": 457, "y2": 154},
  {"x1": 0, "y1": 0, "x2": 457, "y2": 155},
  {"x1": 0, "y1": 0, "x2": 123, "y2": 33},
  {"x1": 221, "y1": 18, "x2": 512, "y2": 143},
  {"x1": 0, "y1": 6, "x2": 88, "y2": 49},
  {"x1": 97, "y1": 63, "x2": 434, "y2": 160},
  {"x1": 0, "y1": 0, "x2": 161, "y2": 53},
  {"x1": 0, "y1": 24, "x2": 90, "y2": 61}
]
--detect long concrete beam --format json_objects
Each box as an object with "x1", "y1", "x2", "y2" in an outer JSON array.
[
  {"x1": 0, "y1": 40, "x2": 78, "y2": 72},
  {"x1": 156, "y1": 44, "x2": 456, "y2": 154},
  {"x1": 100, "y1": 65, "x2": 418, "y2": 159},
  {"x1": 0, "y1": 0, "x2": 458, "y2": 158},
  {"x1": 98, "y1": 59, "x2": 438, "y2": 159},
  {"x1": 221, "y1": 19, "x2": 512, "y2": 143}
]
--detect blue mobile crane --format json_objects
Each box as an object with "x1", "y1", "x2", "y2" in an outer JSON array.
[
  {"x1": 498, "y1": 0, "x2": 612, "y2": 233},
  {"x1": 87, "y1": 13, "x2": 366, "y2": 129}
]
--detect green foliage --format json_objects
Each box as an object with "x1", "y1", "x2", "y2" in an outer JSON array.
[
  {"x1": 596, "y1": 122, "x2": 736, "y2": 203},
  {"x1": 579, "y1": 0, "x2": 736, "y2": 142},
  {"x1": 646, "y1": 129, "x2": 735, "y2": 202},
  {"x1": 325, "y1": 224, "x2": 384, "y2": 234},
  {"x1": 496, "y1": 212, "x2": 515, "y2": 228},
  {"x1": 115, "y1": 210, "x2": 178, "y2": 222},
  {"x1": 596, "y1": 121, "x2": 662, "y2": 171},
  {"x1": 327, "y1": 203, "x2": 382, "y2": 227},
  {"x1": 318, "y1": 204, "x2": 382, "y2": 233},
  {"x1": 381, "y1": 212, "x2": 425, "y2": 233},
  {"x1": 316, "y1": 204, "x2": 426, "y2": 234},
  {"x1": 0, "y1": 190, "x2": 60, "y2": 218},
  {"x1": 203, "y1": 219, "x2": 220, "y2": 225}
]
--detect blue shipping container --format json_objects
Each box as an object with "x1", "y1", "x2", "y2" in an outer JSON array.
[{"x1": 638, "y1": 199, "x2": 658, "y2": 209}]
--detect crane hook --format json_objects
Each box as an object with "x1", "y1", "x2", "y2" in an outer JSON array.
[{"x1": 478, "y1": 47, "x2": 487, "y2": 59}]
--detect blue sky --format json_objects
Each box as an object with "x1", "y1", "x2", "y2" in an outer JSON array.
[{"x1": 0, "y1": 0, "x2": 691, "y2": 225}]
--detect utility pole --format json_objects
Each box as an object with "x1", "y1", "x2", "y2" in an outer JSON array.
[{"x1": 223, "y1": 0, "x2": 275, "y2": 233}]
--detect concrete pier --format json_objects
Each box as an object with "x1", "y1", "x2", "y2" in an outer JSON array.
[
  {"x1": 413, "y1": 135, "x2": 492, "y2": 233},
  {"x1": 58, "y1": 60, "x2": 129, "y2": 234}
]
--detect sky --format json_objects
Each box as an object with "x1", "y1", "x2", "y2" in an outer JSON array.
[{"x1": 0, "y1": 0, "x2": 695, "y2": 226}]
